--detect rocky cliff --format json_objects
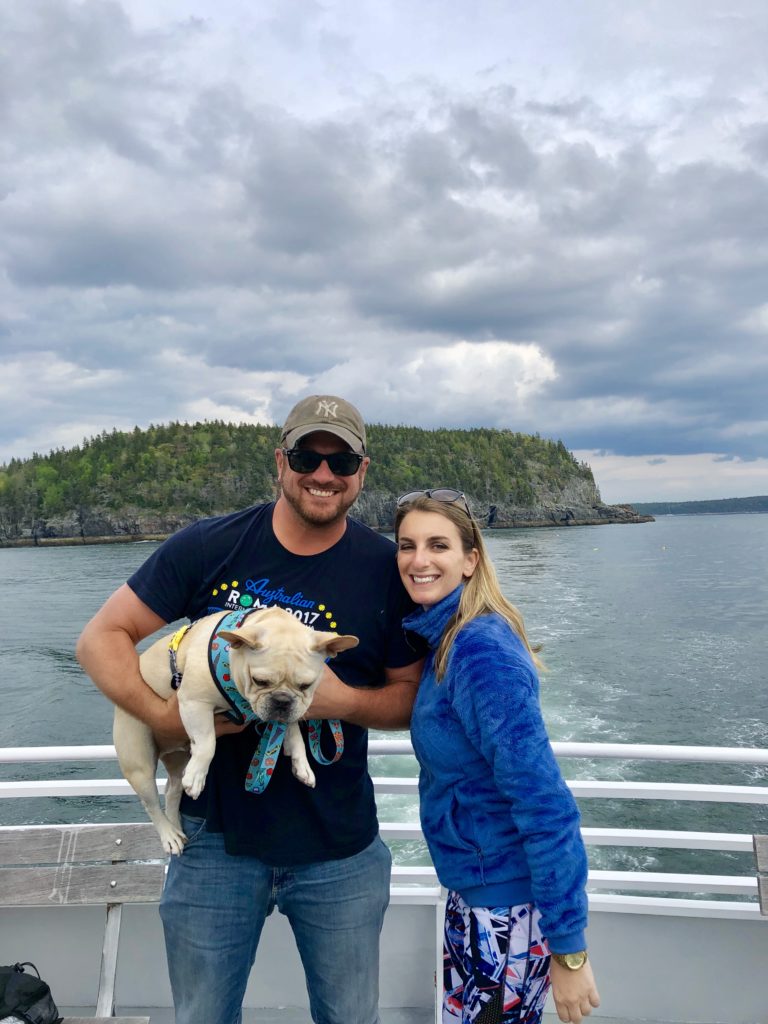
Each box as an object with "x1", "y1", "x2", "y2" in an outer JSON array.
[{"x1": 354, "y1": 478, "x2": 651, "y2": 532}]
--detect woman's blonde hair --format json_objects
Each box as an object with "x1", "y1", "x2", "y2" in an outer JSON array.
[{"x1": 394, "y1": 495, "x2": 543, "y2": 680}]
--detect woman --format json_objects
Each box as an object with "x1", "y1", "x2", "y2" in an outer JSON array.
[{"x1": 395, "y1": 489, "x2": 600, "y2": 1024}]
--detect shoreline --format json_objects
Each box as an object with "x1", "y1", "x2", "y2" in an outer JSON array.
[
  {"x1": 0, "y1": 516, "x2": 654, "y2": 549},
  {"x1": 0, "y1": 534, "x2": 169, "y2": 548}
]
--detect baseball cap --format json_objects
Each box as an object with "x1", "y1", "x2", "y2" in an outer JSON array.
[{"x1": 280, "y1": 395, "x2": 367, "y2": 454}]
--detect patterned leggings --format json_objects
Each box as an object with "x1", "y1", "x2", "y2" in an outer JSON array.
[{"x1": 442, "y1": 893, "x2": 551, "y2": 1024}]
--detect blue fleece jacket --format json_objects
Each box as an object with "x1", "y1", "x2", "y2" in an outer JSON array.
[{"x1": 404, "y1": 585, "x2": 588, "y2": 953}]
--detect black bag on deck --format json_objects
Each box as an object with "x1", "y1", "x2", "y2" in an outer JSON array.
[{"x1": 0, "y1": 962, "x2": 61, "y2": 1024}]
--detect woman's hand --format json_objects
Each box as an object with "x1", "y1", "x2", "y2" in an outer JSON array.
[{"x1": 550, "y1": 959, "x2": 600, "y2": 1023}]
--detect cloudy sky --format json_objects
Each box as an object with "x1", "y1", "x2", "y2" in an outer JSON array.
[{"x1": 2, "y1": 0, "x2": 767, "y2": 503}]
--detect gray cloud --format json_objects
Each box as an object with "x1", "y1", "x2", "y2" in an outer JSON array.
[{"x1": 1, "y1": 0, "x2": 767, "y2": 501}]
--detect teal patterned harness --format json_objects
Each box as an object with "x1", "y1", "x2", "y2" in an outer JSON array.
[{"x1": 206, "y1": 609, "x2": 344, "y2": 794}]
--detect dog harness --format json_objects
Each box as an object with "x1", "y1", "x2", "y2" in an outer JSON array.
[
  {"x1": 168, "y1": 609, "x2": 344, "y2": 794},
  {"x1": 169, "y1": 625, "x2": 191, "y2": 690}
]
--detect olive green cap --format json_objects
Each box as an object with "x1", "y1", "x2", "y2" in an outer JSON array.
[{"x1": 280, "y1": 395, "x2": 367, "y2": 454}]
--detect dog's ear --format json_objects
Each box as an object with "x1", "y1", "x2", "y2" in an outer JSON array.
[
  {"x1": 217, "y1": 629, "x2": 266, "y2": 651},
  {"x1": 313, "y1": 632, "x2": 359, "y2": 657}
]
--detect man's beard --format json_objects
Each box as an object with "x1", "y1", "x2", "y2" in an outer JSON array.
[{"x1": 279, "y1": 474, "x2": 357, "y2": 527}]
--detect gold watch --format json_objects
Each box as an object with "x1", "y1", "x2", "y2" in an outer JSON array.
[{"x1": 551, "y1": 950, "x2": 588, "y2": 971}]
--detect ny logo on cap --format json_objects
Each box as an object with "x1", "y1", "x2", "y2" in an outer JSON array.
[{"x1": 316, "y1": 399, "x2": 339, "y2": 419}]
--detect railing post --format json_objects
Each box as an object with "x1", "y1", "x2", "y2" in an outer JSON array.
[
  {"x1": 753, "y1": 835, "x2": 768, "y2": 915},
  {"x1": 435, "y1": 889, "x2": 446, "y2": 1024}
]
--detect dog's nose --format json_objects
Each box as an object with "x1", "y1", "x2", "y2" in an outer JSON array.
[{"x1": 271, "y1": 693, "x2": 293, "y2": 709}]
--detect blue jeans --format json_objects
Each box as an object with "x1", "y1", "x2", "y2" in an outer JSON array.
[{"x1": 159, "y1": 814, "x2": 392, "y2": 1024}]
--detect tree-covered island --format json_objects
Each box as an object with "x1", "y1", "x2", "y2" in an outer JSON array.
[{"x1": 0, "y1": 421, "x2": 652, "y2": 545}]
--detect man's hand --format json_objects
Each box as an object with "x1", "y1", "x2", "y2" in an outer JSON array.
[
  {"x1": 304, "y1": 668, "x2": 356, "y2": 721},
  {"x1": 151, "y1": 692, "x2": 248, "y2": 750},
  {"x1": 151, "y1": 691, "x2": 189, "y2": 749},
  {"x1": 213, "y1": 711, "x2": 250, "y2": 737},
  {"x1": 550, "y1": 959, "x2": 600, "y2": 1023}
]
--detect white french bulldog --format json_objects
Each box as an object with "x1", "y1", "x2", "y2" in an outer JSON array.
[{"x1": 113, "y1": 605, "x2": 358, "y2": 854}]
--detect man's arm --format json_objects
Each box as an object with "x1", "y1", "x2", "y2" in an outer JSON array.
[
  {"x1": 76, "y1": 584, "x2": 188, "y2": 743},
  {"x1": 77, "y1": 584, "x2": 246, "y2": 745},
  {"x1": 307, "y1": 660, "x2": 424, "y2": 729}
]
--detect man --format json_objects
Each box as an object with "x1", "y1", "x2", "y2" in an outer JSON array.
[{"x1": 76, "y1": 395, "x2": 423, "y2": 1024}]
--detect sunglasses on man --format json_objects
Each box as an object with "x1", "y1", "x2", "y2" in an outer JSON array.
[{"x1": 282, "y1": 448, "x2": 364, "y2": 477}]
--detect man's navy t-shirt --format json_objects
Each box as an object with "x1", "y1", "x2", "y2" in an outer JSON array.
[{"x1": 127, "y1": 502, "x2": 419, "y2": 866}]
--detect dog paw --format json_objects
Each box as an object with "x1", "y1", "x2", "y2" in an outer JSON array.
[
  {"x1": 166, "y1": 833, "x2": 188, "y2": 856},
  {"x1": 158, "y1": 823, "x2": 187, "y2": 856},
  {"x1": 292, "y1": 761, "x2": 316, "y2": 788},
  {"x1": 182, "y1": 767, "x2": 207, "y2": 801}
]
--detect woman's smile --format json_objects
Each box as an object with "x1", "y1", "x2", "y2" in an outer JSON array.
[{"x1": 397, "y1": 510, "x2": 478, "y2": 606}]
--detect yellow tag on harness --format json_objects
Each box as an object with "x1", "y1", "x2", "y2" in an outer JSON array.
[
  {"x1": 169, "y1": 624, "x2": 191, "y2": 653},
  {"x1": 168, "y1": 624, "x2": 191, "y2": 690}
]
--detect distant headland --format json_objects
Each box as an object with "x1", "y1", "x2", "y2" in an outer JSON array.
[
  {"x1": 631, "y1": 496, "x2": 768, "y2": 516},
  {"x1": 0, "y1": 421, "x2": 653, "y2": 547}
]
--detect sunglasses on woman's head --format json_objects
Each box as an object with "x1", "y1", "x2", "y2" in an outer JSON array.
[
  {"x1": 282, "y1": 448, "x2": 364, "y2": 477},
  {"x1": 396, "y1": 488, "x2": 472, "y2": 518}
]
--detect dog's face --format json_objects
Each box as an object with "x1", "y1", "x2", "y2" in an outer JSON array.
[{"x1": 217, "y1": 606, "x2": 358, "y2": 723}]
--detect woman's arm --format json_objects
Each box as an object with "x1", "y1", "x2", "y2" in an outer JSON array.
[{"x1": 450, "y1": 618, "x2": 589, "y2": 949}]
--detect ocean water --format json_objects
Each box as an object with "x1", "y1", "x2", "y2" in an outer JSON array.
[{"x1": 2, "y1": 514, "x2": 767, "y2": 881}]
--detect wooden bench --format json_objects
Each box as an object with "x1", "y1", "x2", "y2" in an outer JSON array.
[{"x1": 0, "y1": 823, "x2": 166, "y2": 1023}]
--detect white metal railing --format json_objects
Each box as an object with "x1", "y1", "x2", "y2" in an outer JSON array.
[
  {"x1": 2, "y1": 740, "x2": 768, "y2": 920},
  {"x1": 4, "y1": 739, "x2": 768, "y2": 763}
]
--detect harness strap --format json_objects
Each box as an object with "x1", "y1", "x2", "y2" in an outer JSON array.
[
  {"x1": 245, "y1": 721, "x2": 286, "y2": 793},
  {"x1": 168, "y1": 624, "x2": 191, "y2": 690},
  {"x1": 244, "y1": 718, "x2": 344, "y2": 792},
  {"x1": 307, "y1": 719, "x2": 344, "y2": 764},
  {"x1": 208, "y1": 610, "x2": 260, "y2": 724}
]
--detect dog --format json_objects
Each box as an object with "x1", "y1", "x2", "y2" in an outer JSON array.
[{"x1": 113, "y1": 605, "x2": 358, "y2": 855}]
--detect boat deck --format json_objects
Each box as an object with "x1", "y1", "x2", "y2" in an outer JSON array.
[
  {"x1": 60, "y1": 1012, "x2": 639, "y2": 1024},
  {"x1": 3, "y1": 741, "x2": 768, "y2": 1024}
]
